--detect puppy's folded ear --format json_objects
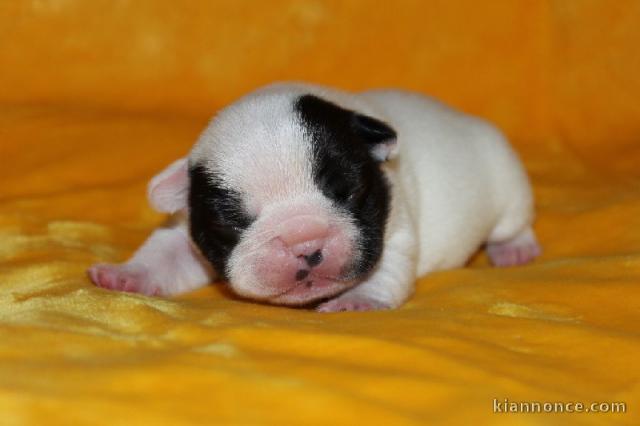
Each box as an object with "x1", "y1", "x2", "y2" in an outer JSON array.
[
  {"x1": 351, "y1": 113, "x2": 398, "y2": 161},
  {"x1": 147, "y1": 158, "x2": 189, "y2": 213}
]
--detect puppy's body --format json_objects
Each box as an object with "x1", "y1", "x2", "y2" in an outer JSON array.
[
  {"x1": 369, "y1": 89, "x2": 534, "y2": 272},
  {"x1": 89, "y1": 83, "x2": 539, "y2": 311}
]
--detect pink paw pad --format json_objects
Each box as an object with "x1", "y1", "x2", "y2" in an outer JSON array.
[
  {"x1": 316, "y1": 297, "x2": 390, "y2": 313},
  {"x1": 487, "y1": 239, "x2": 541, "y2": 267},
  {"x1": 87, "y1": 264, "x2": 160, "y2": 296}
]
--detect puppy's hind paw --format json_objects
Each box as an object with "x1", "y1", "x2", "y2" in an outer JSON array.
[{"x1": 487, "y1": 228, "x2": 541, "y2": 267}]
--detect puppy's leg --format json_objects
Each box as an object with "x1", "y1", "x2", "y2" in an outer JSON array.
[
  {"x1": 485, "y1": 172, "x2": 540, "y2": 267},
  {"x1": 317, "y1": 225, "x2": 417, "y2": 312},
  {"x1": 487, "y1": 226, "x2": 541, "y2": 267},
  {"x1": 88, "y1": 226, "x2": 213, "y2": 296}
]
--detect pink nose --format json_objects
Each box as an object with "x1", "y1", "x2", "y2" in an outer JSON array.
[{"x1": 276, "y1": 215, "x2": 329, "y2": 255}]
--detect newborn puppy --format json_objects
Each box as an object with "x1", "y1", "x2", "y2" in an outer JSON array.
[{"x1": 88, "y1": 83, "x2": 540, "y2": 312}]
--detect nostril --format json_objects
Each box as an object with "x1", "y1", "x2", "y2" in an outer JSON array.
[{"x1": 304, "y1": 250, "x2": 323, "y2": 267}]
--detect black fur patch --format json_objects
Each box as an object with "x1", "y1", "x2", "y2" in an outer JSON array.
[
  {"x1": 352, "y1": 112, "x2": 397, "y2": 147},
  {"x1": 188, "y1": 164, "x2": 253, "y2": 279},
  {"x1": 294, "y1": 94, "x2": 393, "y2": 277}
]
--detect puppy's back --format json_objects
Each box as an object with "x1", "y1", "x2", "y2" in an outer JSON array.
[{"x1": 361, "y1": 89, "x2": 533, "y2": 274}]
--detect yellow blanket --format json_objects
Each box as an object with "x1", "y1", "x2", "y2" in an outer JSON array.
[{"x1": 1, "y1": 1, "x2": 638, "y2": 424}]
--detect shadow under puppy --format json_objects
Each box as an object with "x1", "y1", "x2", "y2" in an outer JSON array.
[{"x1": 89, "y1": 82, "x2": 540, "y2": 312}]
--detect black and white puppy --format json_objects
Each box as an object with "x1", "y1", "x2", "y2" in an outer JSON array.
[{"x1": 88, "y1": 83, "x2": 540, "y2": 312}]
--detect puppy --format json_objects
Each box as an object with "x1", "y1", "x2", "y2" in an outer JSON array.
[{"x1": 88, "y1": 83, "x2": 540, "y2": 312}]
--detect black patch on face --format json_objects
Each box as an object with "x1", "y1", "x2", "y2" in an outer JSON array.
[
  {"x1": 188, "y1": 164, "x2": 253, "y2": 279},
  {"x1": 294, "y1": 94, "x2": 393, "y2": 277}
]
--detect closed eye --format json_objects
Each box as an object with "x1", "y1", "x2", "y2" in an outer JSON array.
[
  {"x1": 347, "y1": 183, "x2": 368, "y2": 204},
  {"x1": 318, "y1": 173, "x2": 350, "y2": 202}
]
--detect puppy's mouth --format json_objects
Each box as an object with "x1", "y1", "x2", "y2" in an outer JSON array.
[{"x1": 266, "y1": 273, "x2": 354, "y2": 305}]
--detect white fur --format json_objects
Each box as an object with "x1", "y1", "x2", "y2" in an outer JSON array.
[
  {"x1": 89, "y1": 83, "x2": 537, "y2": 311},
  {"x1": 190, "y1": 88, "x2": 315, "y2": 215}
]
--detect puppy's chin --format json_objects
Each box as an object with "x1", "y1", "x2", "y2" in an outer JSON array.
[{"x1": 227, "y1": 267, "x2": 357, "y2": 306}]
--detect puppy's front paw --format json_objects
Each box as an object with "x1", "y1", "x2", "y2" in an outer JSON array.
[
  {"x1": 88, "y1": 263, "x2": 161, "y2": 296},
  {"x1": 316, "y1": 295, "x2": 390, "y2": 313}
]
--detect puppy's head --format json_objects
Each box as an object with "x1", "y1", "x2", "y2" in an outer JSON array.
[{"x1": 149, "y1": 86, "x2": 397, "y2": 305}]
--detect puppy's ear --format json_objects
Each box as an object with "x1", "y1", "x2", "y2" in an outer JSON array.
[
  {"x1": 351, "y1": 113, "x2": 398, "y2": 161},
  {"x1": 147, "y1": 158, "x2": 189, "y2": 213}
]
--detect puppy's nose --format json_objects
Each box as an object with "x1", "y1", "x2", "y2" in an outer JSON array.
[{"x1": 277, "y1": 215, "x2": 329, "y2": 256}]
